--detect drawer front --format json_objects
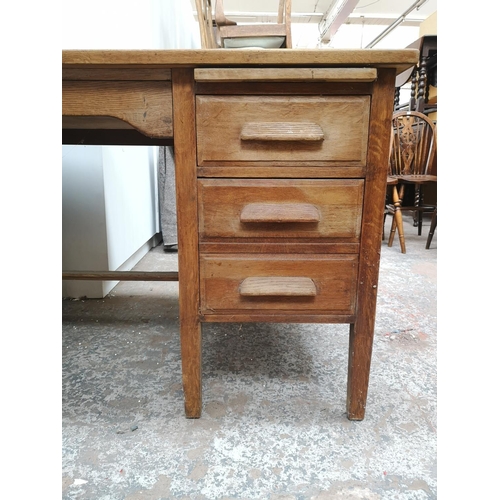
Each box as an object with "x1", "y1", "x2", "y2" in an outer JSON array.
[
  {"x1": 200, "y1": 254, "x2": 358, "y2": 314},
  {"x1": 198, "y1": 179, "x2": 364, "y2": 240},
  {"x1": 196, "y1": 95, "x2": 370, "y2": 165}
]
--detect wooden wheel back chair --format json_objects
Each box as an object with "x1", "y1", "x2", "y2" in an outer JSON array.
[
  {"x1": 385, "y1": 110, "x2": 437, "y2": 252},
  {"x1": 195, "y1": 0, "x2": 292, "y2": 49}
]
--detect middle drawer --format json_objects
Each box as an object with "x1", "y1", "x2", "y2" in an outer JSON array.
[{"x1": 198, "y1": 179, "x2": 364, "y2": 240}]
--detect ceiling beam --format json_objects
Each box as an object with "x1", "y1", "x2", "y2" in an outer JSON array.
[
  {"x1": 319, "y1": 0, "x2": 359, "y2": 42},
  {"x1": 364, "y1": 0, "x2": 430, "y2": 48},
  {"x1": 192, "y1": 10, "x2": 324, "y2": 24}
]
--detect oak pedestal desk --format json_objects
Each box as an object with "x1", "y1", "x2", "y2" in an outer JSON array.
[{"x1": 62, "y1": 49, "x2": 418, "y2": 421}]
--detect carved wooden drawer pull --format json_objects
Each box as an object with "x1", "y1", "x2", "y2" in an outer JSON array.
[
  {"x1": 240, "y1": 203, "x2": 320, "y2": 223},
  {"x1": 240, "y1": 122, "x2": 324, "y2": 142},
  {"x1": 239, "y1": 277, "x2": 317, "y2": 297}
]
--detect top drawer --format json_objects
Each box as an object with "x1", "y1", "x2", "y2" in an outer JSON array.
[{"x1": 196, "y1": 95, "x2": 370, "y2": 166}]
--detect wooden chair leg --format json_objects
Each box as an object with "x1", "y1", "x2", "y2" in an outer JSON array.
[
  {"x1": 387, "y1": 213, "x2": 397, "y2": 247},
  {"x1": 393, "y1": 184, "x2": 405, "y2": 253},
  {"x1": 426, "y1": 209, "x2": 437, "y2": 249},
  {"x1": 393, "y1": 206, "x2": 406, "y2": 254},
  {"x1": 387, "y1": 184, "x2": 405, "y2": 253},
  {"x1": 414, "y1": 185, "x2": 424, "y2": 236},
  {"x1": 413, "y1": 185, "x2": 419, "y2": 229},
  {"x1": 382, "y1": 185, "x2": 392, "y2": 242}
]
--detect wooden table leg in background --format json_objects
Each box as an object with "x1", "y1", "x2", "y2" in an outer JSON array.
[{"x1": 172, "y1": 68, "x2": 202, "y2": 418}]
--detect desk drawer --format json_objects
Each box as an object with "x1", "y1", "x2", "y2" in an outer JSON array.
[
  {"x1": 196, "y1": 95, "x2": 370, "y2": 166},
  {"x1": 200, "y1": 254, "x2": 358, "y2": 314},
  {"x1": 198, "y1": 179, "x2": 364, "y2": 240}
]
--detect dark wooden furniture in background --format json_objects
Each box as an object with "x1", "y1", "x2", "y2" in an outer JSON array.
[
  {"x1": 394, "y1": 35, "x2": 437, "y2": 116},
  {"x1": 62, "y1": 49, "x2": 419, "y2": 421}
]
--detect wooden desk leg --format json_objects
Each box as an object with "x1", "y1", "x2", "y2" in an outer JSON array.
[
  {"x1": 347, "y1": 68, "x2": 396, "y2": 421},
  {"x1": 180, "y1": 317, "x2": 202, "y2": 418},
  {"x1": 347, "y1": 322, "x2": 374, "y2": 420},
  {"x1": 172, "y1": 68, "x2": 202, "y2": 418}
]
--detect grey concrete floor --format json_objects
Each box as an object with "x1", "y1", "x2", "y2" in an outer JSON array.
[{"x1": 62, "y1": 214, "x2": 437, "y2": 499}]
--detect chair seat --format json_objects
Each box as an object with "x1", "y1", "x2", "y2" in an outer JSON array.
[
  {"x1": 399, "y1": 174, "x2": 437, "y2": 184},
  {"x1": 387, "y1": 176, "x2": 399, "y2": 185}
]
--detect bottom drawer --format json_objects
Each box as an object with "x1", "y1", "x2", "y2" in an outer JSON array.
[{"x1": 200, "y1": 254, "x2": 358, "y2": 315}]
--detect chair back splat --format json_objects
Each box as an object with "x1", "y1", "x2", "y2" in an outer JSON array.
[{"x1": 390, "y1": 111, "x2": 436, "y2": 177}]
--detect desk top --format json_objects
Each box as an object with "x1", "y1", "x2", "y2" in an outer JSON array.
[
  {"x1": 62, "y1": 49, "x2": 419, "y2": 74},
  {"x1": 62, "y1": 48, "x2": 419, "y2": 143}
]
